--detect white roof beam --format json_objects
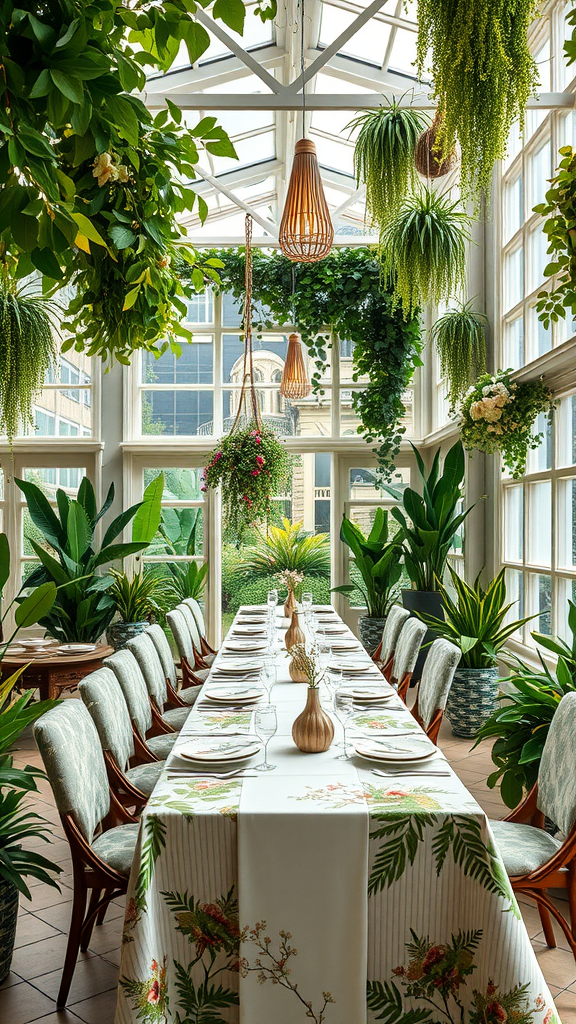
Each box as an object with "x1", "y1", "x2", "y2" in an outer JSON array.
[
  {"x1": 192, "y1": 158, "x2": 282, "y2": 195},
  {"x1": 194, "y1": 10, "x2": 285, "y2": 94},
  {"x1": 331, "y1": 185, "x2": 366, "y2": 221},
  {"x1": 145, "y1": 46, "x2": 286, "y2": 94},
  {"x1": 194, "y1": 164, "x2": 279, "y2": 236},
  {"x1": 145, "y1": 91, "x2": 576, "y2": 110},
  {"x1": 288, "y1": 0, "x2": 388, "y2": 94}
]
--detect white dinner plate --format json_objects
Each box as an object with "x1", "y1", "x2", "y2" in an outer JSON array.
[
  {"x1": 18, "y1": 638, "x2": 57, "y2": 649},
  {"x1": 339, "y1": 662, "x2": 378, "y2": 673},
  {"x1": 204, "y1": 687, "x2": 262, "y2": 704},
  {"x1": 57, "y1": 643, "x2": 97, "y2": 654},
  {"x1": 213, "y1": 661, "x2": 263, "y2": 675},
  {"x1": 354, "y1": 736, "x2": 437, "y2": 763},
  {"x1": 339, "y1": 687, "x2": 393, "y2": 702},
  {"x1": 223, "y1": 642, "x2": 267, "y2": 653},
  {"x1": 4, "y1": 645, "x2": 26, "y2": 655},
  {"x1": 177, "y1": 738, "x2": 261, "y2": 762}
]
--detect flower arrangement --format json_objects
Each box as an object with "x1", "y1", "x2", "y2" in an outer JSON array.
[
  {"x1": 289, "y1": 644, "x2": 322, "y2": 687},
  {"x1": 458, "y1": 371, "x2": 554, "y2": 478},
  {"x1": 202, "y1": 422, "x2": 292, "y2": 541},
  {"x1": 276, "y1": 568, "x2": 304, "y2": 595}
]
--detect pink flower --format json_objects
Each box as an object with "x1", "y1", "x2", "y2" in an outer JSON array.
[
  {"x1": 150, "y1": 959, "x2": 158, "y2": 972},
  {"x1": 256, "y1": 454, "x2": 265, "y2": 466},
  {"x1": 146, "y1": 981, "x2": 160, "y2": 1004},
  {"x1": 252, "y1": 469, "x2": 260, "y2": 476},
  {"x1": 201, "y1": 485, "x2": 207, "y2": 492},
  {"x1": 215, "y1": 451, "x2": 223, "y2": 460}
]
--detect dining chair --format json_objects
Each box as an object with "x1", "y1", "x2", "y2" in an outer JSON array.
[
  {"x1": 410, "y1": 638, "x2": 461, "y2": 744},
  {"x1": 34, "y1": 700, "x2": 139, "y2": 1007},
  {"x1": 104, "y1": 649, "x2": 179, "y2": 763},
  {"x1": 183, "y1": 597, "x2": 217, "y2": 656},
  {"x1": 167, "y1": 607, "x2": 211, "y2": 688},
  {"x1": 79, "y1": 667, "x2": 165, "y2": 810},
  {"x1": 127, "y1": 632, "x2": 198, "y2": 723},
  {"x1": 146, "y1": 622, "x2": 202, "y2": 707},
  {"x1": 489, "y1": 692, "x2": 576, "y2": 959},
  {"x1": 178, "y1": 602, "x2": 216, "y2": 668},
  {"x1": 390, "y1": 616, "x2": 427, "y2": 702},
  {"x1": 372, "y1": 605, "x2": 410, "y2": 678}
]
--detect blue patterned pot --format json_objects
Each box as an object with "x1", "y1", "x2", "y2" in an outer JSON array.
[
  {"x1": 0, "y1": 878, "x2": 18, "y2": 982},
  {"x1": 359, "y1": 616, "x2": 387, "y2": 656},
  {"x1": 107, "y1": 620, "x2": 148, "y2": 651},
  {"x1": 446, "y1": 667, "x2": 500, "y2": 738}
]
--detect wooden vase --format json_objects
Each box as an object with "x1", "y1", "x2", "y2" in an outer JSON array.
[
  {"x1": 292, "y1": 687, "x2": 334, "y2": 753},
  {"x1": 284, "y1": 588, "x2": 297, "y2": 618},
  {"x1": 285, "y1": 610, "x2": 305, "y2": 652},
  {"x1": 289, "y1": 657, "x2": 308, "y2": 683}
]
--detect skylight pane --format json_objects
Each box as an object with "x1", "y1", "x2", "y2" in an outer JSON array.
[
  {"x1": 312, "y1": 134, "x2": 354, "y2": 175},
  {"x1": 387, "y1": 29, "x2": 418, "y2": 75},
  {"x1": 200, "y1": 7, "x2": 274, "y2": 64},
  {"x1": 319, "y1": 3, "x2": 391, "y2": 66}
]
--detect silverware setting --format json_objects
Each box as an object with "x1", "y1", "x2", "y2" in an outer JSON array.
[
  {"x1": 165, "y1": 768, "x2": 257, "y2": 779},
  {"x1": 371, "y1": 768, "x2": 452, "y2": 778}
]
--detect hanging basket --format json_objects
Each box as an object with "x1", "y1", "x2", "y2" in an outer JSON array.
[{"x1": 414, "y1": 111, "x2": 459, "y2": 179}]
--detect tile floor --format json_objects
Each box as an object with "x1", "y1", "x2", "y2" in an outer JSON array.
[{"x1": 1, "y1": 703, "x2": 576, "y2": 1023}]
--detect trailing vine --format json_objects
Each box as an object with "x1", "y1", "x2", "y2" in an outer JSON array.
[
  {"x1": 416, "y1": 0, "x2": 539, "y2": 203},
  {"x1": 196, "y1": 248, "x2": 422, "y2": 481},
  {"x1": 534, "y1": 145, "x2": 576, "y2": 330}
]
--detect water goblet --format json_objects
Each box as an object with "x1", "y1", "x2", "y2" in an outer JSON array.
[
  {"x1": 334, "y1": 692, "x2": 355, "y2": 761},
  {"x1": 254, "y1": 705, "x2": 278, "y2": 771},
  {"x1": 301, "y1": 591, "x2": 313, "y2": 614},
  {"x1": 267, "y1": 588, "x2": 278, "y2": 612},
  {"x1": 262, "y1": 659, "x2": 277, "y2": 703}
]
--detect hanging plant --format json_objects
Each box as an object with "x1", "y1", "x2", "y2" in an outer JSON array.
[
  {"x1": 414, "y1": 111, "x2": 458, "y2": 179},
  {"x1": 0, "y1": 262, "x2": 57, "y2": 441},
  {"x1": 202, "y1": 423, "x2": 292, "y2": 542},
  {"x1": 416, "y1": 0, "x2": 539, "y2": 201},
  {"x1": 347, "y1": 98, "x2": 427, "y2": 236},
  {"x1": 380, "y1": 188, "x2": 470, "y2": 319},
  {"x1": 431, "y1": 300, "x2": 488, "y2": 409},
  {"x1": 459, "y1": 370, "x2": 555, "y2": 478},
  {"x1": 534, "y1": 146, "x2": 576, "y2": 330}
]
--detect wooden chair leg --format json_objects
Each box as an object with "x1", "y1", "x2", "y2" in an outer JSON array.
[
  {"x1": 80, "y1": 888, "x2": 101, "y2": 951},
  {"x1": 96, "y1": 892, "x2": 110, "y2": 926},
  {"x1": 57, "y1": 868, "x2": 87, "y2": 1007},
  {"x1": 538, "y1": 893, "x2": 557, "y2": 948}
]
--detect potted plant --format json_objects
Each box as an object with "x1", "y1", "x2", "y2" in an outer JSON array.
[
  {"x1": 331, "y1": 508, "x2": 402, "y2": 655},
  {"x1": 0, "y1": 535, "x2": 62, "y2": 981},
  {"x1": 107, "y1": 570, "x2": 163, "y2": 650},
  {"x1": 16, "y1": 474, "x2": 163, "y2": 643},
  {"x1": 476, "y1": 602, "x2": 576, "y2": 808},
  {"x1": 430, "y1": 300, "x2": 488, "y2": 410},
  {"x1": 459, "y1": 370, "x2": 555, "y2": 479},
  {"x1": 419, "y1": 566, "x2": 534, "y2": 737}
]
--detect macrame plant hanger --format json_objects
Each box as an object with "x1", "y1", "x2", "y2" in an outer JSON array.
[{"x1": 230, "y1": 214, "x2": 263, "y2": 433}]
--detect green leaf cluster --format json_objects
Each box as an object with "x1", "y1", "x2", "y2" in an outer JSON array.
[
  {"x1": 476, "y1": 602, "x2": 576, "y2": 808},
  {"x1": 332, "y1": 508, "x2": 402, "y2": 619},
  {"x1": 202, "y1": 247, "x2": 422, "y2": 480},
  {"x1": 108, "y1": 568, "x2": 162, "y2": 624},
  {"x1": 533, "y1": 145, "x2": 576, "y2": 331},
  {"x1": 391, "y1": 441, "x2": 473, "y2": 592},
  {"x1": 431, "y1": 300, "x2": 487, "y2": 410},
  {"x1": 16, "y1": 474, "x2": 163, "y2": 642},
  {"x1": 419, "y1": 566, "x2": 534, "y2": 669},
  {"x1": 236, "y1": 518, "x2": 331, "y2": 588},
  {"x1": 0, "y1": 0, "x2": 250, "y2": 362},
  {"x1": 416, "y1": 0, "x2": 539, "y2": 202}
]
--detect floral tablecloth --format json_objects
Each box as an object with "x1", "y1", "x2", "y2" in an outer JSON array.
[{"x1": 115, "y1": 609, "x2": 560, "y2": 1024}]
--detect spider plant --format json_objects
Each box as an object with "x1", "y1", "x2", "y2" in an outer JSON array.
[
  {"x1": 162, "y1": 561, "x2": 209, "y2": 604},
  {"x1": 347, "y1": 98, "x2": 427, "y2": 235},
  {"x1": 380, "y1": 187, "x2": 470, "y2": 318},
  {"x1": 109, "y1": 570, "x2": 162, "y2": 624},
  {"x1": 0, "y1": 264, "x2": 58, "y2": 441},
  {"x1": 431, "y1": 300, "x2": 488, "y2": 408},
  {"x1": 236, "y1": 519, "x2": 331, "y2": 584}
]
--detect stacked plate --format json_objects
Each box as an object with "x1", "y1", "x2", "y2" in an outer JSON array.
[
  {"x1": 203, "y1": 686, "x2": 262, "y2": 705},
  {"x1": 176, "y1": 737, "x2": 261, "y2": 764},
  {"x1": 354, "y1": 734, "x2": 437, "y2": 764},
  {"x1": 57, "y1": 643, "x2": 97, "y2": 655},
  {"x1": 339, "y1": 685, "x2": 393, "y2": 703},
  {"x1": 223, "y1": 641, "x2": 267, "y2": 654}
]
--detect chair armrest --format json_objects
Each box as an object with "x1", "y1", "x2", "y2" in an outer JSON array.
[{"x1": 503, "y1": 781, "x2": 540, "y2": 824}]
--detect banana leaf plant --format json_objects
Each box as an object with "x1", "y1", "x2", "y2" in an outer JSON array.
[
  {"x1": 390, "y1": 440, "x2": 475, "y2": 592},
  {"x1": 332, "y1": 508, "x2": 402, "y2": 618},
  {"x1": 16, "y1": 474, "x2": 163, "y2": 643},
  {"x1": 418, "y1": 566, "x2": 535, "y2": 669}
]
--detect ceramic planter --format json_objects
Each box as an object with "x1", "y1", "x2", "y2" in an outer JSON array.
[
  {"x1": 359, "y1": 615, "x2": 387, "y2": 656},
  {"x1": 446, "y1": 667, "x2": 500, "y2": 738},
  {"x1": 0, "y1": 878, "x2": 18, "y2": 983},
  {"x1": 107, "y1": 620, "x2": 148, "y2": 651},
  {"x1": 292, "y1": 687, "x2": 334, "y2": 752}
]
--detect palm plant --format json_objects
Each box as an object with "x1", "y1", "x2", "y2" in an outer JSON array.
[
  {"x1": 419, "y1": 566, "x2": 534, "y2": 669},
  {"x1": 163, "y1": 561, "x2": 209, "y2": 604},
  {"x1": 332, "y1": 508, "x2": 402, "y2": 618},
  {"x1": 347, "y1": 99, "x2": 427, "y2": 236},
  {"x1": 391, "y1": 441, "x2": 474, "y2": 592},
  {"x1": 380, "y1": 187, "x2": 470, "y2": 318},
  {"x1": 237, "y1": 519, "x2": 331, "y2": 585},
  {"x1": 431, "y1": 300, "x2": 488, "y2": 409},
  {"x1": 0, "y1": 264, "x2": 58, "y2": 441},
  {"x1": 16, "y1": 475, "x2": 163, "y2": 643},
  {"x1": 109, "y1": 570, "x2": 162, "y2": 624}
]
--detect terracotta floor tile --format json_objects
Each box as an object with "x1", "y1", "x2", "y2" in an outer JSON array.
[
  {"x1": 32, "y1": 958, "x2": 118, "y2": 1004},
  {"x1": 14, "y1": 913, "x2": 61, "y2": 949},
  {"x1": 0, "y1": 981, "x2": 56, "y2": 1024},
  {"x1": 531, "y1": 941, "x2": 576, "y2": 989},
  {"x1": 11, "y1": 935, "x2": 93, "y2": 982},
  {"x1": 68, "y1": 986, "x2": 119, "y2": 1024}
]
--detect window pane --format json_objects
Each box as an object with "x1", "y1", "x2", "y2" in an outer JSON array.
[
  {"x1": 504, "y1": 485, "x2": 523, "y2": 562},
  {"x1": 528, "y1": 139, "x2": 551, "y2": 209},
  {"x1": 143, "y1": 468, "x2": 204, "y2": 500},
  {"x1": 142, "y1": 337, "x2": 213, "y2": 384},
  {"x1": 527, "y1": 224, "x2": 547, "y2": 294},
  {"x1": 527, "y1": 412, "x2": 552, "y2": 472},
  {"x1": 533, "y1": 573, "x2": 552, "y2": 635},
  {"x1": 146, "y1": 507, "x2": 204, "y2": 557},
  {"x1": 222, "y1": 334, "x2": 288, "y2": 385},
  {"x1": 527, "y1": 481, "x2": 551, "y2": 565},
  {"x1": 21, "y1": 468, "x2": 86, "y2": 556},
  {"x1": 503, "y1": 316, "x2": 524, "y2": 369},
  {"x1": 504, "y1": 568, "x2": 524, "y2": 638},
  {"x1": 186, "y1": 291, "x2": 214, "y2": 324},
  {"x1": 526, "y1": 305, "x2": 552, "y2": 362},
  {"x1": 503, "y1": 247, "x2": 523, "y2": 310},
  {"x1": 557, "y1": 478, "x2": 576, "y2": 570},
  {"x1": 141, "y1": 390, "x2": 214, "y2": 436},
  {"x1": 557, "y1": 395, "x2": 576, "y2": 467},
  {"x1": 503, "y1": 174, "x2": 523, "y2": 242}
]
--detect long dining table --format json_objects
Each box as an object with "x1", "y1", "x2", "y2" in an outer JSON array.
[{"x1": 114, "y1": 606, "x2": 560, "y2": 1024}]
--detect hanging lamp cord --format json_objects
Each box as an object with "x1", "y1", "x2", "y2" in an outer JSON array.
[
  {"x1": 231, "y1": 215, "x2": 262, "y2": 432},
  {"x1": 300, "y1": 0, "x2": 306, "y2": 137}
]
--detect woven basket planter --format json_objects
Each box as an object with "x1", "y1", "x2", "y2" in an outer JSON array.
[
  {"x1": 446, "y1": 667, "x2": 500, "y2": 738},
  {"x1": 107, "y1": 620, "x2": 148, "y2": 651},
  {"x1": 359, "y1": 616, "x2": 386, "y2": 656},
  {"x1": 0, "y1": 878, "x2": 19, "y2": 983}
]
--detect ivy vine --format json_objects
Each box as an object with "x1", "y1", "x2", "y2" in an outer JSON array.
[{"x1": 195, "y1": 247, "x2": 422, "y2": 481}]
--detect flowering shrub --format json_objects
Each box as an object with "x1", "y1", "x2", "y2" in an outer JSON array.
[
  {"x1": 458, "y1": 371, "x2": 554, "y2": 478},
  {"x1": 203, "y1": 423, "x2": 292, "y2": 541}
]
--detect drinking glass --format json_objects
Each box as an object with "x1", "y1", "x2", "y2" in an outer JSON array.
[
  {"x1": 325, "y1": 665, "x2": 342, "y2": 709},
  {"x1": 316, "y1": 642, "x2": 331, "y2": 679},
  {"x1": 254, "y1": 705, "x2": 278, "y2": 771},
  {"x1": 301, "y1": 591, "x2": 313, "y2": 614},
  {"x1": 262, "y1": 659, "x2": 277, "y2": 703},
  {"x1": 267, "y1": 588, "x2": 278, "y2": 611},
  {"x1": 334, "y1": 693, "x2": 355, "y2": 760}
]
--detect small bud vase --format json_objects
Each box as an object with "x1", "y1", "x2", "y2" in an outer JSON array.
[
  {"x1": 292, "y1": 687, "x2": 334, "y2": 753},
  {"x1": 285, "y1": 610, "x2": 306, "y2": 652},
  {"x1": 288, "y1": 655, "x2": 308, "y2": 683},
  {"x1": 284, "y1": 588, "x2": 297, "y2": 618}
]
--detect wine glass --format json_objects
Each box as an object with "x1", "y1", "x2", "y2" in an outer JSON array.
[
  {"x1": 301, "y1": 591, "x2": 313, "y2": 614},
  {"x1": 316, "y1": 642, "x2": 331, "y2": 681},
  {"x1": 325, "y1": 665, "x2": 342, "y2": 709},
  {"x1": 334, "y1": 692, "x2": 355, "y2": 761},
  {"x1": 267, "y1": 588, "x2": 278, "y2": 611},
  {"x1": 262, "y1": 659, "x2": 277, "y2": 703},
  {"x1": 254, "y1": 705, "x2": 277, "y2": 771}
]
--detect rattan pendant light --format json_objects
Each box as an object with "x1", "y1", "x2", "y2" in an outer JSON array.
[
  {"x1": 280, "y1": 333, "x2": 312, "y2": 399},
  {"x1": 278, "y1": 0, "x2": 334, "y2": 263}
]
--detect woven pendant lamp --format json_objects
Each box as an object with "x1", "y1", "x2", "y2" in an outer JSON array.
[
  {"x1": 280, "y1": 333, "x2": 312, "y2": 399},
  {"x1": 279, "y1": 139, "x2": 334, "y2": 263}
]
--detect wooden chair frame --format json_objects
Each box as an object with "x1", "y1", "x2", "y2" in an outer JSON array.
[
  {"x1": 410, "y1": 694, "x2": 443, "y2": 745},
  {"x1": 57, "y1": 792, "x2": 137, "y2": 1007},
  {"x1": 394, "y1": 670, "x2": 413, "y2": 704},
  {"x1": 103, "y1": 749, "x2": 148, "y2": 812},
  {"x1": 501, "y1": 782, "x2": 576, "y2": 957},
  {"x1": 182, "y1": 656, "x2": 209, "y2": 688}
]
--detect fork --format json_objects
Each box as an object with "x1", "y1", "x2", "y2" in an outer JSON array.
[
  {"x1": 371, "y1": 767, "x2": 451, "y2": 778},
  {"x1": 165, "y1": 768, "x2": 256, "y2": 779}
]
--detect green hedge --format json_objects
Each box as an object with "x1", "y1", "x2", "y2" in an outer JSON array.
[{"x1": 221, "y1": 544, "x2": 331, "y2": 612}]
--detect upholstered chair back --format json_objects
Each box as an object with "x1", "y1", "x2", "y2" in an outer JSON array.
[
  {"x1": 417, "y1": 638, "x2": 461, "y2": 730},
  {"x1": 381, "y1": 606, "x2": 410, "y2": 665},
  {"x1": 538, "y1": 692, "x2": 576, "y2": 836},
  {"x1": 183, "y1": 597, "x2": 206, "y2": 637},
  {"x1": 34, "y1": 701, "x2": 110, "y2": 843},
  {"x1": 178, "y1": 603, "x2": 203, "y2": 651},
  {"x1": 147, "y1": 623, "x2": 178, "y2": 688},
  {"x1": 104, "y1": 649, "x2": 153, "y2": 739},
  {"x1": 392, "y1": 617, "x2": 427, "y2": 685},
  {"x1": 79, "y1": 667, "x2": 135, "y2": 772},
  {"x1": 167, "y1": 608, "x2": 194, "y2": 663},
  {"x1": 127, "y1": 631, "x2": 168, "y2": 710}
]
